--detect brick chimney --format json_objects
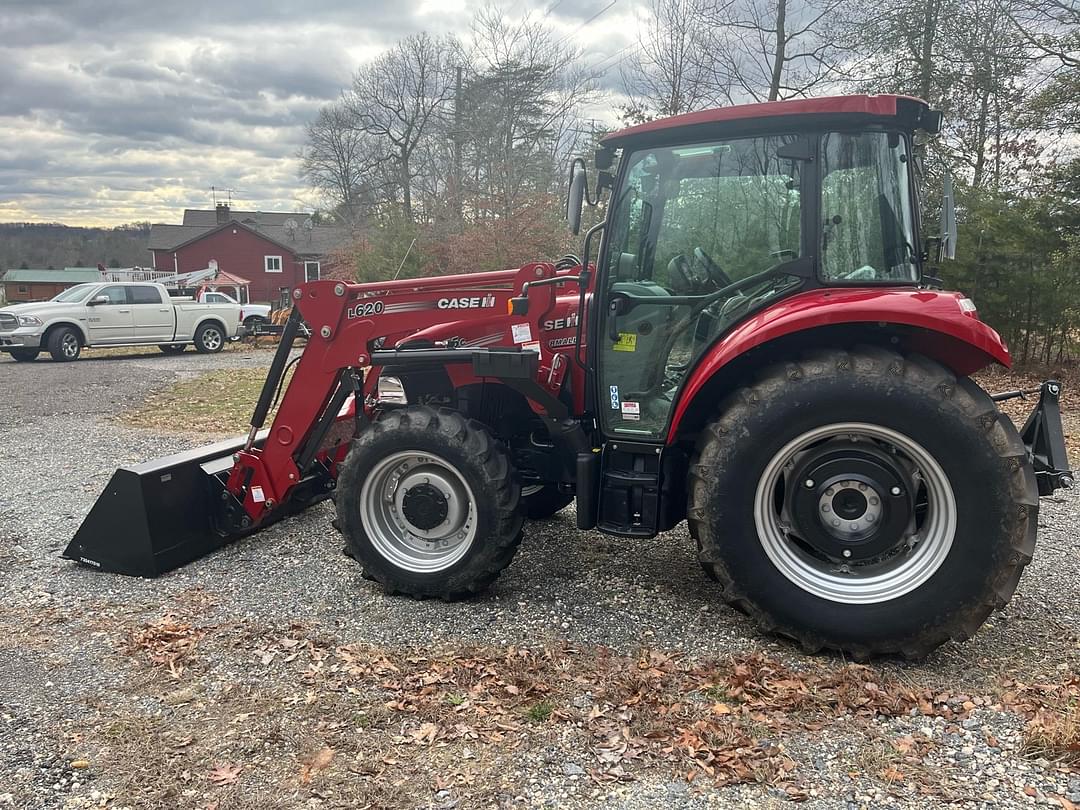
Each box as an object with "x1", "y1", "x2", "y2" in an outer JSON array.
[{"x1": 215, "y1": 203, "x2": 230, "y2": 224}]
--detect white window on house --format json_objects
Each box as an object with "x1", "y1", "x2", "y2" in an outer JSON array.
[
  {"x1": 265, "y1": 255, "x2": 283, "y2": 273},
  {"x1": 304, "y1": 261, "x2": 321, "y2": 282}
]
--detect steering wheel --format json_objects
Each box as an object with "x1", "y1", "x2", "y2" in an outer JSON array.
[
  {"x1": 667, "y1": 254, "x2": 709, "y2": 294},
  {"x1": 693, "y1": 247, "x2": 732, "y2": 287}
]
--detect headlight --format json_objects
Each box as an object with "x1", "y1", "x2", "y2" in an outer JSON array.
[
  {"x1": 957, "y1": 297, "x2": 977, "y2": 317},
  {"x1": 17, "y1": 315, "x2": 42, "y2": 326},
  {"x1": 376, "y1": 375, "x2": 408, "y2": 405}
]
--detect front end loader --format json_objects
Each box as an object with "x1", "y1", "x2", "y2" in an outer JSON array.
[{"x1": 66, "y1": 94, "x2": 1073, "y2": 658}]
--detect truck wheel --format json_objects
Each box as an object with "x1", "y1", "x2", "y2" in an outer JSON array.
[
  {"x1": 194, "y1": 322, "x2": 224, "y2": 353},
  {"x1": 158, "y1": 344, "x2": 186, "y2": 355},
  {"x1": 687, "y1": 348, "x2": 1037, "y2": 659},
  {"x1": 47, "y1": 326, "x2": 81, "y2": 361},
  {"x1": 243, "y1": 315, "x2": 267, "y2": 331},
  {"x1": 336, "y1": 406, "x2": 524, "y2": 599},
  {"x1": 521, "y1": 485, "x2": 573, "y2": 519},
  {"x1": 10, "y1": 348, "x2": 40, "y2": 362}
]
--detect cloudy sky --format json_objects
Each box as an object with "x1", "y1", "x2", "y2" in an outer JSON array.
[{"x1": 0, "y1": 0, "x2": 640, "y2": 226}]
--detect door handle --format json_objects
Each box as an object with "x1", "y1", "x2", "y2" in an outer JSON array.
[
  {"x1": 158, "y1": 308, "x2": 170, "y2": 312},
  {"x1": 118, "y1": 309, "x2": 131, "y2": 313}
]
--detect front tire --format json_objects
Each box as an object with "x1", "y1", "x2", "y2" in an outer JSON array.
[
  {"x1": 193, "y1": 322, "x2": 224, "y2": 354},
  {"x1": 336, "y1": 406, "x2": 523, "y2": 599},
  {"x1": 688, "y1": 348, "x2": 1037, "y2": 659},
  {"x1": 47, "y1": 326, "x2": 81, "y2": 361},
  {"x1": 9, "y1": 348, "x2": 40, "y2": 362}
]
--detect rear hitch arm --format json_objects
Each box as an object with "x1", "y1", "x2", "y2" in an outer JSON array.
[{"x1": 996, "y1": 380, "x2": 1074, "y2": 495}]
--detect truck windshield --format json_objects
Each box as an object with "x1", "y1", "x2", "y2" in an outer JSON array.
[
  {"x1": 51, "y1": 284, "x2": 96, "y2": 303},
  {"x1": 820, "y1": 131, "x2": 919, "y2": 282}
]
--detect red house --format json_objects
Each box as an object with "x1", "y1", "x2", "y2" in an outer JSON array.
[{"x1": 148, "y1": 205, "x2": 348, "y2": 306}]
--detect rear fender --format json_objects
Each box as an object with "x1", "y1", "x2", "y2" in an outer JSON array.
[{"x1": 667, "y1": 288, "x2": 1010, "y2": 443}]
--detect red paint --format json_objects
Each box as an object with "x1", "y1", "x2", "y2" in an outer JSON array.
[
  {"x1": 603, "y1": 94, "x2": 923, "y2": 145},
  {"x1": 666, "y1": 287, "x2": 1011, "y2": 442}
]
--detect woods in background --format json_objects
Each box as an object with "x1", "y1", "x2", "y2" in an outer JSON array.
[{"x1": 304, "y1": 0, "x2": 1079, "y2": 364}]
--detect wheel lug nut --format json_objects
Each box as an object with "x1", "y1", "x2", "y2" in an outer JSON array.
[
  {"x1": 842, "y1": 549, "x2": 852, "y2": 558},
  {"x1": 870, "y1": 497, "x2": 879, "y2": 506},
  {"x1": 858, "y1": 483, "x2": 867, "y2": 491},
  {"x1": 850, "y1": 523, "x2": 858, "y2": 531},
  {"x1": 804, "y1": 479, "x2": 815, "y2": 488},
  {"x1": 832, "y1": 519, "x2": 840, "y2": 527},
  {"x1": 867, "y1": 515, "x2": 875, "y2": 522},
  {"x1": 821, "y1": 504, "x2": 830, "y2": 512},
  {"x1": 890, "y1": 486, "x2": 902, "y2": 496}
]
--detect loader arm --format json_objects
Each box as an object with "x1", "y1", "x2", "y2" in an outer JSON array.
[{"x1": 226, "y1": 268, "x2": 564, "y2": 528}]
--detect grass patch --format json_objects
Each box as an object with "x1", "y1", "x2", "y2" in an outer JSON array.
[
  {"x1": 524, "y1": 701, "x2": 554, "y2": 723},
  {"x1": 119, "y1": 365, "x2": 293, "y2": 435}
]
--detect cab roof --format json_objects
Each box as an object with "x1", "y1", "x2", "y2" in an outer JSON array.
[{"x1": 601, "y1": 94, "x2": 936, "y2": 150}]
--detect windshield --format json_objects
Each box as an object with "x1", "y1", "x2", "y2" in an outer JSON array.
[
  {"x1": 820, "y1": 131, "x2": 919, "y2": 282},
  {"x1": 51, "y1": 284, "x2": 97, "y2": 303}
]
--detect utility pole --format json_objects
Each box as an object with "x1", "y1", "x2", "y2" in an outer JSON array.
[{"x1": 452, "y1": 65, "x2": 464, "y2": 229}]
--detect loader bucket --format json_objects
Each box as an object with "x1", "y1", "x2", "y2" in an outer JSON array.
[{"x1": 63, "y1": 434, "x2": 257, "y2": 578}]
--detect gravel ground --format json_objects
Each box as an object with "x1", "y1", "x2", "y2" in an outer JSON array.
[{"x1": 1, "y1": 347, "x2": 1079, "y2": 810}]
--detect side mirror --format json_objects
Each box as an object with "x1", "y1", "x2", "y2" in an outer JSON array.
[
  {"x1": 566, "y1": 159, "x2": 587, "y2": 236},
  {"x1": 940, "y1": 174, "x2": 957, "y2": 260},
  {"x1": 89, "y1": 295, "x2": 109, "y2": 306}
]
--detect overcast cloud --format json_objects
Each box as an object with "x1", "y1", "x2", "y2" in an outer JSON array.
[{"x1": 0, "y1": 0, "x2": 640, "y2": 225}]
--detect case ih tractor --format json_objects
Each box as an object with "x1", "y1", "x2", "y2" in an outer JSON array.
[{"x1": 66, "y1": 95, "x2": 1072, "y2": 658}]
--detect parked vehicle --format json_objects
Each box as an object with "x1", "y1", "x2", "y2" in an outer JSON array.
[
  {"x1": 0, "y1": 282, "x2": 241, "y2": 361},
  {"x1": 196, "y1": 289, "x2": 271, "y2": 331},
  {"x1": 66, "y1": 95, "x2": 1072, "y2": 659}
]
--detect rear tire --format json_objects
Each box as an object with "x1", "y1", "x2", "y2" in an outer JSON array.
[
  {"x1": 687, "y1": 348, "x2": 1037, "y2": 659},
  {"x1": 521, "y1": 485, "x2": 573, "y2": 519},
  {"x1": 336, "y1": 406, "x2": 523, "y2": 599},
  {"x1": 47, "y1": 326, "x2": 81, "y2": 361},
  {"x1": 9, "y1": 348, "x2": 40, "y2": 362},
  {"x1": 193, "y1": 322, "x2": 224, "y2": 354},
  {"x1": 158, "y1": 343, "x2": 186, "y2": 355}
]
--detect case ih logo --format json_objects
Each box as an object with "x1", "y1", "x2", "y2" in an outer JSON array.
[
  {"x1": 437, "y1": 295, "x2": 497, "y2": 310},
  {"x1": 542, "y1": 312, "x2": 579, "y2": 331}
]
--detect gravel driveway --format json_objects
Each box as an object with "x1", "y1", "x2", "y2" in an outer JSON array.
[{"x1": 1, "y1": 348, "x2": 1078, "y2": 810}]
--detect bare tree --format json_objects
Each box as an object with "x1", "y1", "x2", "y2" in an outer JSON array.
[
  {"x1": 298, "y1": 101, "x2": 384, "y2": 227},
  {"x1": 349, "y1": 33, "x2": 461, "y2": 222},
  {"x1": 697, "y1": 0, "x2": 852, "y2": 103},
  {"x1": 620, "y1": 0, "x2": 715, "y2": 122}
]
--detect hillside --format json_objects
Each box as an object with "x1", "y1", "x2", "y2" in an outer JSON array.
[{"x1": 0, "y1": 222, "x2": 151, "y2": 271}]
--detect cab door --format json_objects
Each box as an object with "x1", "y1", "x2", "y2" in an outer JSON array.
[
  {"x1": 595, "y1": 135, "x2": 805, "y2": 442},
  {"x1": 85, "y1": 285, "x2": 134, "y2": 344},
  {"x1": 129, "y1": 285, "x2": 174, "y2": 341}
]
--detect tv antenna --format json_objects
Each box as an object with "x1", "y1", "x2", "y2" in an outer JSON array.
[{"x1": 210, "y1": 186, "x2": 245, "y2": 206}]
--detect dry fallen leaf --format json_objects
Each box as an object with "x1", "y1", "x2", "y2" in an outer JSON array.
[
  {"x1": 208, "y1": 762, "x2": 242, "y2": 786},
  {"x1": 299, "y1": 747, "x2": 335, "y2": 785}
]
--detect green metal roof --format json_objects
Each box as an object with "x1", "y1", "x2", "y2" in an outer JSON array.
[{"x1": 2, "y1": 268, "x2": 101, "y2": 284}]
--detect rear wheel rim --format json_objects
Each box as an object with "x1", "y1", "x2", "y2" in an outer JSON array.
[
  {"x1": 61, "y1": 333, "x2": 79, "y2": 358},
  {"x1": 753, "y1": 422, "x2": 956, "y2": 604},
  {"x1": 359, "y1": 450, "x2": 478, "y2": 573},
  {"x1": 202, "y1": 329, "x2": 222, "y2": 350}
]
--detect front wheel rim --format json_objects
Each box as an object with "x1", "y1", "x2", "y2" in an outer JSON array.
[
  {"x1": 359, "y1": 450, "x2": 478, "y2": 573},
  {"x1": 61, "y1": 333, "x2": 78, "y2": 358},
  {"x1": 754, "y1": 422, "x2": 956, "y2": 605}
]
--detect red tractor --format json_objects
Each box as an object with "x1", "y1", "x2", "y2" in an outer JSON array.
[{"x1": 68, "y1": 94, "x2": 1072, "y2": 658}]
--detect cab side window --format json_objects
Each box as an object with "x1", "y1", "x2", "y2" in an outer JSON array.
[
  {"x1": 99, "y1": 286, "x2": 129, "y2": 304},
  {"x1": 130, "y1": 286, "x2": 162, "y2": 304}
]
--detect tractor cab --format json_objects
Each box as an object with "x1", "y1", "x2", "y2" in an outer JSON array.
[{"x1": 574, "y1": 96, "x2": 946, "y2": 443}]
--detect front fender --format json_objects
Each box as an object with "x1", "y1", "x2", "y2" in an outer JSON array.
[{"x1": 667, "y1": 288, "x2": 1010, "y2": 442}]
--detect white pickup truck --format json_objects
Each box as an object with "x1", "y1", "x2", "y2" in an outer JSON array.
[{"x1": 0, "y1": 281, "x2": 242, "y2": 362}]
